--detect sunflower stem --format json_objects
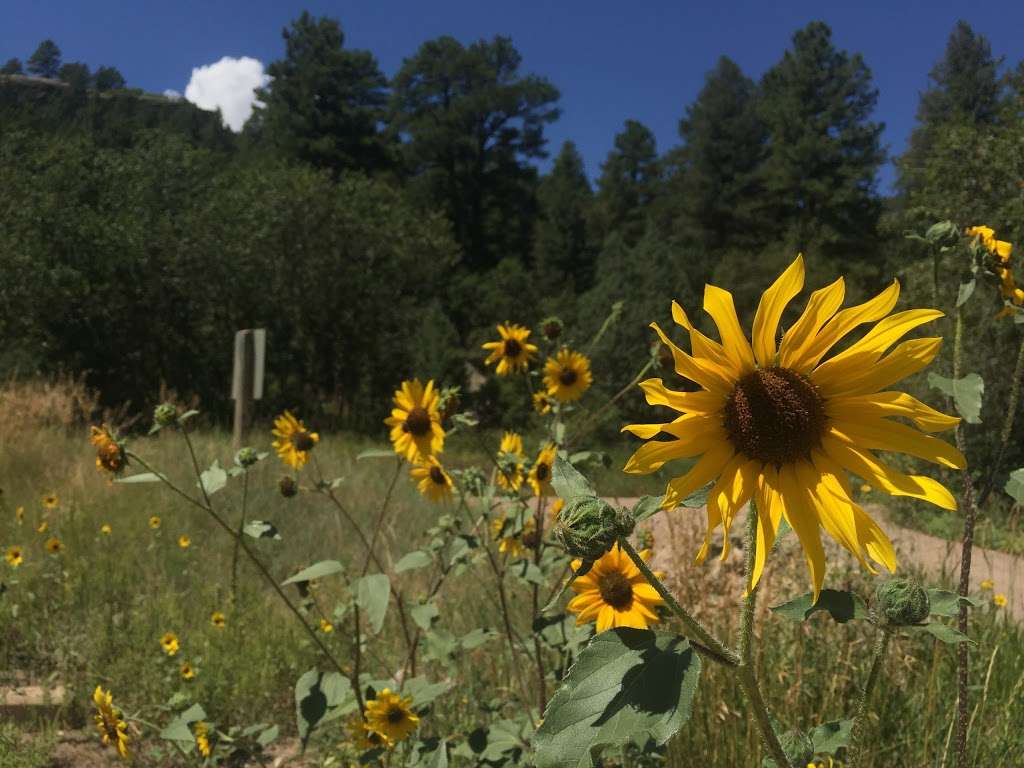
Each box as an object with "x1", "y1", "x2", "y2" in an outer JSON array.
[
  {"x1": 617, "y1": 538, "x2": 739, "y2": 668},
  {"x1": 848, "y1": 626, "x2": 892, "y2": 768},
  {"x1": 230, "y1": 468, "x2": 249, "y2": 602}
]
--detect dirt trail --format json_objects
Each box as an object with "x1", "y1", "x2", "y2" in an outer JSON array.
[{"x1": 608, "y1": 497, "x2": 1023, "y2": 620}]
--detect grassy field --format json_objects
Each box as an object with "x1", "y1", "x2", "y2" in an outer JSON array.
[{"x1": 2, "y1": 409, "x2": 1023, "y2": 766}]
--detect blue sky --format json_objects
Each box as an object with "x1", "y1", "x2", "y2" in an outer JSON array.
[{"x1": 3, "y1": 1, "x2": 1021, "y2": 193}]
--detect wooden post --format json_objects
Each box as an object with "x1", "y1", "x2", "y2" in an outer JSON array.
[{"x1": 232, "y1": 330, "x2": 255, "y2": 451}]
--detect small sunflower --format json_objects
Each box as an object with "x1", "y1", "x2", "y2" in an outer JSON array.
[
  {"x1": 363, "y1": 688, "x2": 419, "y2": 744},
  {"x1": 180, "y1": 662, "x2": 196, "y2": 680},
  {"x1": 528, "y1": 444, "x2": 558, "y2": 497},
  {"x1": 178, "y1": 535, "x2": 191, "y2": 550},
  {"x1": 385, "y1": 379, "x2": 445, "y2": 461},
  {"x1": 160, "y1": 632, "x2": 180, "y2": 656},
  {"x1": 347, "y1": 713, "x2": 392, "y2": 750},
  {"x1": 5, "y1": 545, "x2": 23, "y2": 567},
  {"x1": 543, "y1": 348, "x2": 593, "y2": 402},
  {"x1": 980, "y1": 579, "x2": 994, "y2": 591},
  {"x1": 42, "y1": 493, "x2": 59, "y2": 510},
  {"x1": 497, "y1": 431, "x2": 526, "y2": 492},
  {"x1": 90, "y1": 425, "x2": 127, "y2": 476},
  {"x1": 567, "y1": 544, "x2": 665, "y2": 633},
  {"x1": 15, "y1": 506, "x2": 24, "y2": 525},
  {"x1": 482, "y1": 323, "x2": 538, "y2": 375},
  {"x1": 272, "y1": 411, "x2": 320, "y2": 470},
  {"x1": 993, "y1": 593, "x2": 1008, "y2": 608},
  {"x1": 211, "y1": 611, "x2": 226, "y2": 629},
  {"x1": 320, "y1": 618, "x2": 334, "y2": 633},
  {"x1": 195, "y1": 721, "x2": 212, "y2": 757},
  {"x1": 533, "y1": 391, "x2": 554, "y2": 415},
  {"x1": 36, "y1": 521, "x2": 48, "y2": 534},
  {"x1": 100, "y1": 524, "x2": 112, "y2": 535},
  {"x1": 149, "y1": 516, "x2": 161, "y2": 530},
  {"x1": 410, "y1": 456, "x2": 454, "y2": 502},
  {"x1": 45, "y1": 537, "x2": 64, "y2": 554},
  {"x1": 624, "y1": 255, "x2": 963, "y2": 601},
  {"x1": 93, "y1": 686, "x2": 129, "y2": 759},
  {"x1": 491, "y1": 515, "x2": 535, "y2": 560}
]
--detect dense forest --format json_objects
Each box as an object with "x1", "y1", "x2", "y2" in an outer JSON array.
[{"x1": 1, "y1": 18, "x2": 1023, "y2": 452}]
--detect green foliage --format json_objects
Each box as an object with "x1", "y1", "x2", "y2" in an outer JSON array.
[
  {"x1": 592, "y1": 120, "x2": 661, "y2": 247},
  {"x1": 770, "y1": 589, "x2": 868, "y2": 623},
  {"x1": 928, "y1": 372, "x2": 984, "y2": 423},
  {"x1": 535, "y1": 629, "x2": 701, "y2": 768},
  {"x1": 1005, "y1": 467, "x2": 1024, "y2": 504},
  {"x1": 355, "y1": 573, "x2": 391, "y2": 634},
  {"x1": 26, "y1": 39, "x2": 61, "y2": 79},
  {"x1": 1, "y1": 57, "x2": 23, "y2": 75},
  {"x1": 533, "y1": 141, "x2": 595, "y2": 292}
]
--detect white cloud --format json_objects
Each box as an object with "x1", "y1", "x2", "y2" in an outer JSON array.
[
  {"x1": 184, "y1": 56, "x2": 269, "y2": 132},
  {"x1": 163, "y1": 89, "x2": 182, "y2": 101}
]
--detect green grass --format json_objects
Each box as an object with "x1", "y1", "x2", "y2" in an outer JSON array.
[{"x1": 2, "y1": 424, "x2": 1023, "y2": 766}]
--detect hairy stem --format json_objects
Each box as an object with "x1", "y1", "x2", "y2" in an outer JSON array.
[{"x1": 848, "y1": 626, "x2": 892, "y2": 767}]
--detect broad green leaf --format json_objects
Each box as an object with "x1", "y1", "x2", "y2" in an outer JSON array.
[
  {"x1": 907, "y1": 622, "x2": 974, "y2": 645},
  {"x1": 1005, "y1": 468, "x2": 1024, "y2": 505},
  {"x1": 402, "y1": 677, "x2": 451, "y2": 708},
  {"x1": 550, "y1": 455, "x2": 596, "y2": 502},
  {"x1": 395, "y1": 551, "x2": 433, "y2": 573},
  {"x1": 198, "y1": 460, "x2": 228, "y2": 496},
  {"x1": 411, "y1": 601, "x2": 439, "y2": 630},
  {"x1": 282, "y1": 560, "x2": 345, "y2": 586},
  {"x1": 770, "y1": 590, "x2": 867, "y2": 624},
  {"x1": 295, "y1": 670, "x2": 349, "y2": 745},
  {"x1": 927, "y1": 589, "x2": 980, "y2": 617},
  {"x1": 956, "y1": 279, "x2": 976, "y2": 307},
  {"x1": 535, "y1": 629, "x2": 701, "y2": 768},
  {"x1": 681, "y1": 483, "x2": 710, "y2": 509},
  {"x1": 357, "y1": 448, "x2": 397, "y2": 460},
  {"x1": 460, "y1": 627, "x2": 496, "y2": 650},
  {"x1": 257, "y1": 725, "x2": 279, "y2": 747},
  {"x1": 160, "y1": 702, "x2": 207, "y2": 742},
  {"x1": 512, "y1": 559, "x2": 546, "y2": 586},
  {"x1": 355, "y1": 574, "x2": 391, "y2": 634},
  {"x1": 927, "y1": 372, "x2": 984, "y2": 424},
  {"x1": 116, "y1": 471, "x2": 166, "y2": 484},
  {"x1": 809, "y1": 719, "x2": 853, "y2": 754},
  {"x1": 631, "y1": 496, "x2": 662, "y2": 523},
  {"x1": 244, "y1": 520, "x2": 281, "y2": 540}
]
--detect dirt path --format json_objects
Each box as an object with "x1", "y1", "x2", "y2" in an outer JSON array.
[{"x1": 607, "y1": 497, "x2": 1023, "y2": 620}]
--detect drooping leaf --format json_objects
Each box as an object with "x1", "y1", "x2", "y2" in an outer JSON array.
[
  {"x1": 906, "y1": 622, "x2": 974, "y2": 645},
  {"x1": 631, "y1": 496, "x2": 662, "y2": 523},
  {"x1": 281, "y1": 560, "x2": 345, "y2": 585},
  {"x1": 770, "y1": 590, "x2": 867, "y2": 623},
  {"x1": 550, "y1": 455, "x2": 596, "y2": 502},
  {"x1": 927, "y1": 372, "x2": 984, "y2": 424},
  {"x1": 355, "y1": 573, "x2": 391, "y2": 634},
  {"x1": 411, "y1": 601, "x2": 439, "y2": 630},
  {"x1": 956, "y1": 279, "x2": 976, "y2": 307},
  {"x1": 244, "y1": 520, "x2": 281, "y2": 540},
  {"x1": 198, "y1": 460, "x2": 228, "y2": 496},
  {"x1": 115, "y1": 471, "x2": 166, "y2": 484},
  {"x1": 459, "y1": 627, "x2": 496, "y2": 650},
  {"x1": 160, "y1": 702, "x2": 207, "y2": 743},
  {"x1": 294, "y1": 671, "x2": 350, "y2": 745},
  {"x1": 1005, "y1": 468, "x2": 1024, "y2": 505},
  {"x1": 809, "y1": 719, "x2": 853, "y2": 754},
  {"x1": 402, "y1": 676, "x2": 451, "y2": 708},
  {"x1": 535, "y1": 629, "x2": 701, "y2": 768},
  {"x1": 926, "y1": 589, "x2": 980, "y2": 617},
  {"x1": 395, "y1": 551, "x2": 433, "y2": 573}
]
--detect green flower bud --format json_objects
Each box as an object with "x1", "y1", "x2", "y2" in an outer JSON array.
[
  {"x1": 540, "y1": 316, "x2": 564, "y2": 341},
  {"x1": 873, "y1": 578, "x2": 930, "y2": 626},
  {"x1": 278, "y1": 476, "x2": 298, "y2": 499},
  {"x1": 554, "y1": 496, "x2": 635, "y2": 562},
  {"x1": 153, "y1": 403, "x2": 178, "y2": 427},
  {"x1": 438, "y1": 386, "x2": 461, "y2": 421},
  {"x1": 236, "y1": 447, "x2": 259, "y2": 468}
]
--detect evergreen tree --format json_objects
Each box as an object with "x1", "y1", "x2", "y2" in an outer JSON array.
[
  {"x1": 758, "y1": 21, "x2": 884, "y2": 253},
  {"x1": 58, "y1": 62, "x2": 91, "y2": 90},
  {"x1": 27, "y1": 40, "x2": 61, "y2": 79},
  {"x1": 675, "y1": 56, "x2": 767, "y2": 249},
  {"x1": 1, "y1": 58, "x2": 23, "y2": 75},
  {"x1": 93, "y1": 66, "x2": 126, "y2": 91},
  {"x1": 250, "y1": 12, "x2": 390, "y2": 175},
  {"x1": 592, "y1": 119, "x2": 660, "y2": 246},
  {"x1": 390, "y1": 35, "x2": 560, "y2": 271},
  {"x1": 532, "y1": 141, "x2": 594, "y2": 292}
]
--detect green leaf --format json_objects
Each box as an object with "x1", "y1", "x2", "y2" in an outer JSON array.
[
  {"x1": 355, "y1": 574, "x2": 391, "y2": 634},
  {"x1": 681, "y1": 483, "x2": 710, "y2": 508},
  {"x1": 512, "y1": 559, "x2": 546, "y2": 586},
  {"x1": 906, "y1": 622, "x2": 974, "y2": 645},
  {"x1": 282, "y1": 560, "x2": 345, "y2": 585},
  {"x1": 411, "y1": 601, "x2": 439, "y2": 630},
  {"x1": 295, "y1": 671, "x2": 349, "y2": 745},
  {"x1": 160, "y1": 703, "x2": 207, "y2": 742},
  {"x1": 402, "y1": 677, "x2": 451, "y2": 708},
  {"x1": 1005, "y1": 468, "x2": 1024, "y2": 505},
  {"x1": 257, "y1": 725, "x2": 279, "y2": 747},
  {"x1": 460, "y1": 627, "x2": 496, "y2": 650},
  {"x1": 631, "y1": 496, "x2": 662, "y2": 523},
  {"x1": 809, "y1": 719, "x2": 853, "y2": 754},
  {"x1": 244, "y1": 520, "x2": 281, "y2": 540},
  {"x1": 535, "y1": 629, "x2": 701, "y2": 768},
  {"x1": 926, "y1": 589, "x2": 980, "y2": 617},
  {"x1": 395, "y1": 551, "x2": 433, "y2": 573},
  {"x1": 550, "y1": 455, "x2": 596, "y2": 502},
  {"x1": 198, "y1": 460, "x2": 228, "y2": 496},
  {"x1": 770, "y1": 590, "x2": 867, "y2": 623},
  {"x1": 357, "y1": 448, "x2": 397, "y2": 460},
  {"x1": 927, "y1": 372, "x2": 984, "y2": 424},
  {"x1": 956, "y1": 279, "x2": 976, "y2": 307},
  {"x1": 115, "y1": 471, "x2": 166, "y2": 484}
]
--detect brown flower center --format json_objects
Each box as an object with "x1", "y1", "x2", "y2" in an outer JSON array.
[
  {"x1": 598, "y1": 572, "x2": 634, "y2": 610},
  {"x1": 535, "y1": 463, "x2": 550, "y2": 482},
  {"x1": 387, "y1": 707, "x2": 406, "y2": 724},
  {"x1": 559, "y1": 369, "x2": 578, "y2": 386},
  {"x1": 503, "y1": 338, "x2": 522, "y2": 358},
  {"x1": 429, "y1": 465, "x2": 446, "y2": 485},
  {"x1": 403, "y1": 407, "x2": 432, "y2": 437},
  {"x1": 723, "y1": 367, "x2": 827, "y2": 466},
  {"x1": 291, "y1": 431, "x2": 315, "y2": 452}
]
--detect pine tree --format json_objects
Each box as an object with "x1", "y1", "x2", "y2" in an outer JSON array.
[
  {"x1": 27, "y1": 40, "x2": 61, "y2": 79},
  {"x1": 93, "y1": 66, "x2": 126, "y2": 91},
  {"x1": 592, "y1": 120, "x2": 660, "y2": 246},
  {"x1": 1, "y1": 58, "x2": 23, "y2": 75},
  {"x1": 758, "y1": 21, "x2": 883, "y2": 253},
  {"x1": 674, "y1": 56, "x2": 767, "y2": 249},
  {"x1": 532, "y1": 141, "x2": 594, "y2": 292},
  {"x1": 58, "y1": 62, "x2": 91, "y2": 90}
]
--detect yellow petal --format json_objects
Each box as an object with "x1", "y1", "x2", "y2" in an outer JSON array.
[
  {"x1": 827, "y1": 391, "x2": 960, "y2": 433},
  {"x1": 777, "y1": 462, "x2": 827, "y2": 604},
  {"x1": 812, "y1": 337, "x2": 942, "y2": 398},
  {"x1": 704, "y1": 455, "x2": 758, "y2": 562},
  {"x1": 663, "y1": 442, "x2": 736, "y2": 509},
  {"x1": 797, "y1": 458, "x2": 874, "y2": 573},
  {"x1": 794, "y1": 279, "x2": 899, "y2": 371},
  {"x1": 703, "y1": 284, "x2": 755, "y2": 375},
  {"x1": 749, "y1": 465, "x2": 782, "y2": 593},
  {"x1": 671, "y1": 300, "x2": 731, "y2": 368},
  {"x1": 779, "y1": 277, "x2": 845, "y2": 369},
  {"x1": 650, "y1": 323, "x2": 734, "y2": 395},
  {"x1": 752, "y1": 255, "x2": 805, "y2": 367},
  {"x1": 829, "y1": 419, "x2": 965, "y2": 470},
  {"x1": 812, "y1": 309, "x2": 943, "y2": 380},
  {"x1": 637, "y1": 378, "x2": 725, "y2": 414}
]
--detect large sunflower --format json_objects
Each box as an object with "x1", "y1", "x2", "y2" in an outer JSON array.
[
  {"x1": 623, "y1": 255, "x2": 964, "y2": 601},
  {"x1": 385, "y1": 379, "x2": 445, "y2": 461},
  {"x1": 543, "y1": 348, "x2": 593, "y2": 402},
  {"x1": 410, "y1": 456, "x2": 454, "y2": 502},
  {"x1": 567, "y1": 544, "x2": 665, "y2": 632},
  {"x1": 363, "y1": 689, "x2": 419, "y2": 744},
  {"x1": 528, "y1": 444, "x2": 558, "y2": 497},
  {"x1": 271, "y1": 411, "x2": 319, "y2": 469},
  {"x1": 482, "y1": 323, "x2": 538, "y2": 375}
]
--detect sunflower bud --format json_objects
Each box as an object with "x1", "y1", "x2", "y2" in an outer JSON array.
[
  {"x1": 153, "y1": 403, "x2": 178, "y2": 428},
  {"x1": 554, "y1": 496, "x2": 635, "y2": 561},
  {"x1": 438, "y1": 386, "x2": 462, "y2": 421},
  {"x1": 236, "y1": 447, "x2": 259, "y2": 468},
  {"x1": 873, "y1": 578, "x2": 930, "y2": 626},
  {"x1": 540, "y1": 316, "x2": 564, "y2": 341},
  {"x1": 278, "y1": 476, "x2": 298, "y2": 499}
]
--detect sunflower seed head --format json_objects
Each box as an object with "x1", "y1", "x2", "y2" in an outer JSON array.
[
  {"x1": 554, "y1": 496, "x2": 634, "y2": 561},
  {"x1": 153, "y1": 403, "x2": 178, "y2": 427},
  {"x1": 873, "y1": 578, "x2": 930, "y2": 626},
  {"x1": 278, "y1": 476, "x2": 298, "y2": 499},
  {"x1": 540, "y1": 316, "x2": 564, "y2": 341}
]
